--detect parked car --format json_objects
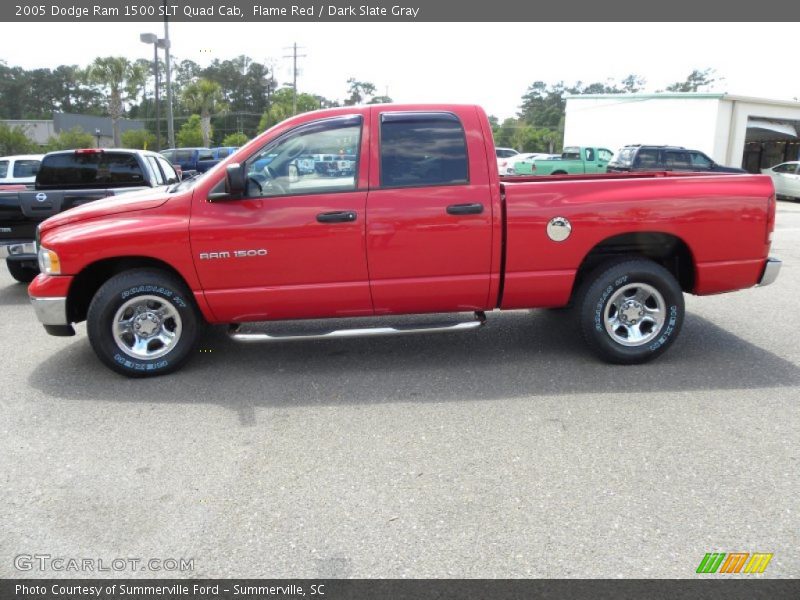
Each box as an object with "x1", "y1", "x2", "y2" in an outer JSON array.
[
  {"x1": 27, "y1": 104, "x2": 780, "y2": 377},
  {"x1": 0, "y1": 148, "x2": 178, "y2": 283},
  {"x1": 504, "y1": 153, "x2": 558, "y2": 176},
  {"x1": 607, "y1": 145, "x2": 747, "y2": 174},
  {"x1": 160, "y1": 147, "x2": 219, "y2": 177},
  {"x1": 761, "y1": 161, "x2": 800, "y2": 200},
  {"x1": 0, "y1": 154, "x2": 44, "y2": 187},
  {"x1": 495, "y1": 147, "x2": 519, "y2": 175},
  {"x1": 210, "y1": 146, "x2": 239, "y2": 160},
  {"x1": 514, "y1": 146, "x2": 613, "y2": 176}
]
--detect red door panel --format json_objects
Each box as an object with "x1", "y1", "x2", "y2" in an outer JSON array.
[
  {"x1": 366, "y1": 107, "x2": 494, "y2": 314},
  {"x1": 191, "y1": 191, "x2": 372, "y2": 322},
  {"x1": 190, "y1": 113, "x2": 373, "y2": 323}
]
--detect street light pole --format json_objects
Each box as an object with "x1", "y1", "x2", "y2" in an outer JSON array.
[
  {"x1": 153, "y1": 42, "x2": 161, "y2": 150},
  {"x1": 163, "y1": 2, "x2": 175, "y2": 149},
  {"x1": 140, "y1": 33, "x2": 161, "y2": 151}
]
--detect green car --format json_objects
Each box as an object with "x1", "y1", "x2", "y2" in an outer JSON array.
[{"x1": 514, "y1": 146, "x2": 614, "y2": 176}]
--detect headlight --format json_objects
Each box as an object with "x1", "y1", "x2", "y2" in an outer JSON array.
[{"x1": 37, "y1": 246, "x2": 61, "y2": 275}]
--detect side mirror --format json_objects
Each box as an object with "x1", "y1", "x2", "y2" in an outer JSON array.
[
  {"x1": 288, "y1": 163, "x2": 299, "y2": 184},
  {"x1": 225, "y1": 163, "x2": 246, "y2": 196}
]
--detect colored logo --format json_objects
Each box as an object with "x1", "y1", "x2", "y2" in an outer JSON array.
[{"x1": 696, "y1": 552, "x2": 773, "y2": 574}]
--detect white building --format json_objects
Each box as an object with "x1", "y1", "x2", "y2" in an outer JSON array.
[{"x1": 564, "y1": 93, "x2": 800, "y2": 172}]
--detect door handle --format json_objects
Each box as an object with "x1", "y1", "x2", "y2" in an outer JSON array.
[
  {"x1": 446, "y1": 203, "x2": 484, "y2": 215},
  {"x1": 316, "y1": 211, "x2": 357, "y2": 223}
]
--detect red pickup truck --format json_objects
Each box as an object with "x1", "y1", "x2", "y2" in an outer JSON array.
[{"x1": 28, "y1": 104, "x2": 781, "y2": 377}]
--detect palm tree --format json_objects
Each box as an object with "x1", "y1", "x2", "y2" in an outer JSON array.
[
  {"x1": 86, "y1": 57, "x2": 146, "y2": 146},
  {"x1": 182, "y1": 79, "x2": 225, "y2": 147}
]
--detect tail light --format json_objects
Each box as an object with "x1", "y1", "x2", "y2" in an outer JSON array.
[
  {"x1": 530, "y1": 164, "x2": 536, "y2": 172},
  {"x1": 766, "y1": 194, "x2": 776, "y2": 245}
]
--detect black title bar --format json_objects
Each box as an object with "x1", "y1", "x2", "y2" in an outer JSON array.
[
  {"x1": 4, "y1": 0, "x2": 800, "y2": 21},
  {"x1": 3, "y1": 579, "x2": 800, "y2": 600}
]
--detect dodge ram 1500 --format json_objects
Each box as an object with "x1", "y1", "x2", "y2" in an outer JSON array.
[{"x1": 27, "y1": 104, "x2": 780, "y2": 376}]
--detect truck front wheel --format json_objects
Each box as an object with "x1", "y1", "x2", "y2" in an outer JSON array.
[
  {"x1": 577, "y1": 259, "x2": 684, "y2": 364},
  {"x1": 86, "y1": 269, "x2": 202, "y2": 377}
]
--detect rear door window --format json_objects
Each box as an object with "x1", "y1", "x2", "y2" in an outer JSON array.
[
  {"x1": 380, "y1": 112, "x2": 468, "y2": 188},
  {"x1": 634, "y1": 149, "x2": 660, "y2": 169},
  {"x1": 13, "y1": 159, "x2": 41, "y2": 177},
  {"x1": 37, "y1": 152, "x2": 146, "y2": 187},
  {"x1": 585, "y1": 148, "x2": 595, "y2": 161},
  {"x1": 0, "y1": 161, "x2": 8, "y2": 178},
  {"x1": 664, "y1": 151, "x2": 692, "y2": 170}
]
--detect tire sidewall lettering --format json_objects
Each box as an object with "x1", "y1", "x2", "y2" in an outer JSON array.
[
  {"x1": 647, "y1": 305, "x2": 679, "y2": 351},
  {"x1": 594, "y1": 276, "x2": 629, "y2": 331},
  {"x1": 120, "y1": 285, "x2": 187, "y2": 308},
  {"x1": 113, "y1": 352, "x2": 169, "y2": 371}
]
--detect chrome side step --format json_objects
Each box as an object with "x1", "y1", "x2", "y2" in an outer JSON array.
[{"x1": 228, "y1": 312, "x2": 486, "y2": 342}]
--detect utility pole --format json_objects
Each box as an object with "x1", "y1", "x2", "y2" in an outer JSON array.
[
  {"x1": 163, "y1": 0, "x2": 175, "y2": 148},
  {"x1": 282, "y1": 42, "x2": 306, "y2": 115}
]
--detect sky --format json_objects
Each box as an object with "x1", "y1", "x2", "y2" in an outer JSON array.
[{"x1": 0, "y1": 22, "x2": 797, "y2": 119}]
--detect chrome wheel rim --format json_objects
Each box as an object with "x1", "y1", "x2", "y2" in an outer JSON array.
[
  {"x1": 112, "y1": 295, "x2": 182, "y2": 360},
  {"x1": 603, "y1": 283, "x2": 665, "y2": 347}
]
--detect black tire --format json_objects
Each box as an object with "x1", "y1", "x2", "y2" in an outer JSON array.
[
  {"x1": 7, "y1": 260, "x2": 38, "y2": 283},
  {"x1": 86, "y1": 269, "x2": 202, "y2": 377},
  {"x1": 577, "y1": 259, "x2": 684, "y2": 364},
  {"x1": 551, "y1": 170, "x2": 568, "y2": 175}
]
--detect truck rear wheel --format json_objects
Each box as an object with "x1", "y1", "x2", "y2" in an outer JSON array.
[
  {"x1": 7, "y1": 259, "x2": 38, "y2": 283},
  {"x1": 86, "y1": 269, "x2": 202, "y2": 377},
  {"x1": 577, "y1": 259, "x2": 684, "y2": 364}
]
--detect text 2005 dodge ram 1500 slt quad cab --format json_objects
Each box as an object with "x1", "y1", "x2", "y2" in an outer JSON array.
[{"x1": 28, "y1": 104, "x2": 781, "y2": 377}]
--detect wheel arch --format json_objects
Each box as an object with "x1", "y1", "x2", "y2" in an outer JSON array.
[
  {"x1": 571, "y1": 231, "x2": 696, "y2": 301},
  {"x1": 66, "y1": 256, "x2": 200, "y2": 324}
]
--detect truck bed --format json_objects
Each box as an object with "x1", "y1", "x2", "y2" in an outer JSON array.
[{"x1": 499, "y1": 171, "x2": 774, "y2": 307}]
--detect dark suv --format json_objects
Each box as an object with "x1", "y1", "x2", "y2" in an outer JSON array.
[{"x1": 607, "y1": 145, "x2": 746, "y2": 174}]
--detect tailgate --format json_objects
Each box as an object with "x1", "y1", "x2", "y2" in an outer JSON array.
[
  {"x1": 0, "y1": 191, "x2": 32, "y2": 242},
  {"x1": 19, "y1": 189, "x2": 116, "y2": 218},
  {"x1": 0, "y1": 189, "x2": 115, "y2": 242}
]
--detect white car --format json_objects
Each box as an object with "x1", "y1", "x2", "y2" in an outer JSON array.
[
  {"x1": 0, "y1": 154, "x2": 44, "y2": 187},
  {"x1": 505, "y1": 153, "x2": 558, "y2": 176},
  {"x1": 761, "y1": 162, "x2": 800, "y2": 200},
  {"x1": 496, "y1": 147, "x2": 519, "y2": 175}
]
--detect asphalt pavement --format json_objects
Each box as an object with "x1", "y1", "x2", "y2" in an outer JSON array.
[{"x1": 1, "y1": 202, "x2": 798, "y2": 578}]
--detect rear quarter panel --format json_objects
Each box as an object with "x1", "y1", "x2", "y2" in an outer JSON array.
[{"x1": 501, "y1": 173, "x2": 774, "y2": 308}]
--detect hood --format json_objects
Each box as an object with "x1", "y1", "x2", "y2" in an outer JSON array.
[{"x1": 38, "y1": 187, "x2": 171, "y2": 233}]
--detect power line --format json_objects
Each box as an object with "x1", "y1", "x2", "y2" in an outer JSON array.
[{"x1": 282, "y1": 42, "x2": 306, "y2": 115}]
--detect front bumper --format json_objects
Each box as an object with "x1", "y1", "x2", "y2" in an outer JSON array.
[
  {"x1": 0, "y1": 240, "x2": 36, "y2": 259},
  {"x1": 758, "y1": 257, "x2": 782, "y2": 287},
  {"x1": 29, "y1": 274, "x2": 76, "y2": 336},
  {"x1": 30, "y1": 295, "x2": 75, "y2": 336},
  {"x1": 30, "y1": 296, "x2": 68, "y2": 325}
]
